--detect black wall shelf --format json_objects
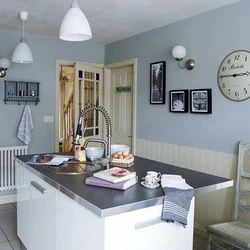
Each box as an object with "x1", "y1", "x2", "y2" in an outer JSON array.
[{"x1": 4, "y1": 81, "x2": 40, "y2": 105}]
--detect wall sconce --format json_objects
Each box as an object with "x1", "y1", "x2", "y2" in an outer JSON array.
[
  {"x1": 0, "y1": 58, "x2": 11, "y2": 78},
  {"x1": 172, "y1": 45, "x2": 195, "y2": 70}
]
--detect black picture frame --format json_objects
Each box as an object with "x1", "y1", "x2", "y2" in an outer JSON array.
[
  {"x1": 150, "y1": 61, "x2": 166, "y2": 104},
  {"x1": 190, "y1": 89, "x2": 212, "y2": 114},
  {"x1": 169, "y1": 89, "x2": 188, "y2": 112}
]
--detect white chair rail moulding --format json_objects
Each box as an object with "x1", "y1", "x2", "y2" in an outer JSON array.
[
  {"x1": 12, "y1": 11, "x2": 33, "y2": 64},
  {"x1": 60, "y1": 0, "x2": 92, "y2": 41}
]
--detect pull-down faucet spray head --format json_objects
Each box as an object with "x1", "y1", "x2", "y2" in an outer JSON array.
[{"x1": 72, "y1": 116, "x2": 83, "y2": 145}]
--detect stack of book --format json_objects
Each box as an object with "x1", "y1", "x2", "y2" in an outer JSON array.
[{"x1": 85, "y1": 167, "x2": 137, "y2": 190}]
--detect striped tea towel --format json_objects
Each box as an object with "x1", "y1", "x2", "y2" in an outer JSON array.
[
  {"x1": 161, "y1": 174, "x2": 194, "y2": 227},
  {"x1": 17, "y1": 105, "x2": 34, "y2": 145}
]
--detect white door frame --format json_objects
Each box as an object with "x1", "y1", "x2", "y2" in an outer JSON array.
[
  {"x1": 55, "y1": 59, "x2": 104, "y2": 152},
  {"x1": 104, "y1": 58, "x2": 137, "y2": 155}
]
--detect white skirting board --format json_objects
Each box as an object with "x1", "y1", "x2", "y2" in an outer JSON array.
[
  {"x1": 0, "y1": 193, "x2": 16, "y2": 204},
  {"x1": 194, "y1": 222, "x2": 208, "y2": 239}
]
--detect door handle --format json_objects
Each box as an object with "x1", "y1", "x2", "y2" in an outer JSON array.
[
  {"x1": 31, "y1": 181, "x2": 49, "y2": 195},
  {"x1": 134, "y1": 217, "x2": 163, "y2": 229},
  {"x1": 128, "y1": 136, "x2": 132, "y2": 138}
]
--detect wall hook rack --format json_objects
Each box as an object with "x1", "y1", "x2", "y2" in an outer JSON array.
[{"x1": 4, "y1": 81, "x2": 40, "y2": 105}]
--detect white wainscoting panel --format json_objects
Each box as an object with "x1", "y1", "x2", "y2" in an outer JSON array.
[{"x1": 136, "y1": 139, "x2": 238, "y2": 228}]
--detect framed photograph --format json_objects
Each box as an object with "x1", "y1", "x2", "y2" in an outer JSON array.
[
  {"x1": 150, "y1": 61, "x2": 166, "y2": 104},
  {"x1": 169, "y1": 89, "x2": 188, "y2": 112},
  {"x1": 190, "y1": 89, "x2": 212, "y2": 114}
]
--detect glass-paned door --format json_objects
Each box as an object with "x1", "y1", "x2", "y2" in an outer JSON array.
[
  {"x1": 59, "y1": 65, "x2": 75, "y2": 152},
  {"x1": 75, "y1": 63, "x2": 103, "y2": 140}
]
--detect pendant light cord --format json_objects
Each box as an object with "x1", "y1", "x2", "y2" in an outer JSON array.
[{"x1": 22, "y1": 20, "x2": 25, "y2": 38}]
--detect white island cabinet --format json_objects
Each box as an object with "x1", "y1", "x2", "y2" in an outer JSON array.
[
  {"x1": 16, "y1": 161, "x2": 194, "y2": 250},
  {"x1": 56, "y1": 188, "x2": 194, "y2": 250},
  {"x1": 16, "y1": 162, "x2": 56, "y2": 250},
  {"x1": 15, "y1": 155, "x2": 233, "y2": 250}
]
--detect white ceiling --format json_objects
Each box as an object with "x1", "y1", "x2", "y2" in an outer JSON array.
[{"x1": 0, "y1": 0, "x2": 243, "y2": 44}]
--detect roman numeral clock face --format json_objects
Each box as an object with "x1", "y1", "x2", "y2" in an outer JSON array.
[{"x1": 218, "y1": 50, "x2": 250, "y2": 101}]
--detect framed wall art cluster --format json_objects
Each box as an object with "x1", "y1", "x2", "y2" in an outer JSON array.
[
  {"x1": 169, "y1": 88, "x2": 212, "y2": 114},
  {"x1": 148, "y1": 61, "x2": 212, "y2": 114}
]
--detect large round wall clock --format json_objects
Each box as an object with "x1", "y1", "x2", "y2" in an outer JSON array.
[{"x1": 218, "y1": 50, "x2": 250, "y2": 101}]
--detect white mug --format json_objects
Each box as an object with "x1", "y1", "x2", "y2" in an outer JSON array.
[
  {"x1": 147, "y1": 171, "x2": 161, "y2": 179},
  {"x1": 144, "y1": 174, "x2": 159, "y2": 186}
]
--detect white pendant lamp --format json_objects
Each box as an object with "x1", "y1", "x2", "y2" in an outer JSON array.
[
  {"x1": 60, "y1": 0, "x2": 92, "y2": 41},
  {"x1": 12, "y1": 12, "x2": 33, "y2": 64}
]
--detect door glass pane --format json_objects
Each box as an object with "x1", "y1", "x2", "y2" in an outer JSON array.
[
  {"x1": 83, "y1": 105, "x2": 94, "y2": 128},
  {"x1": 78, "y1": 70, "x2": 83, "y2": 78},
  {"x1": 84, "y1": 80, "x2": 94, "y2": 105},
  {"x1": 96, "y1": 82, "x2": 99, "y2": 127},
  {"x1": 85, "y1": 71, "x2": 94, "y2": 80},
  {"x1": 78, "y1": 69, "x2": 101, "y2": 138},
  {"x1": 95, "y1": 128, "x2": 99, "y2": 136},
  {"x1": 78, "y1": 79, "x2": 83, "y2": 113},
  {"x1": 85, "y1": 128, "x2": 94, "y2": 137}
]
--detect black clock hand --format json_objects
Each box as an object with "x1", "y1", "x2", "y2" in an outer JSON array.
[
  {"x1": 219, "y1": 74, "x2": 236, "y2": 78},
  {"x1": 219, "y1": 71, "x2": 250, "y2": 78}
]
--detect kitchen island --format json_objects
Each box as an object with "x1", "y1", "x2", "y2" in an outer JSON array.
[{"x1": 15, "y1": 155, "x2": 233, "y2": 250}]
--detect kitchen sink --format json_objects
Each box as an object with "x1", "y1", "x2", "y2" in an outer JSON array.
[{"x1": 42, "y1": 162, "x2": 102, "y2": 175}]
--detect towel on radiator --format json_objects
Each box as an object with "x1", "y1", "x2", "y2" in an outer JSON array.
[
  {"x1": 161, "y1": 174, "x2": 194, "y2": 227},
  {"x1": 17, "y1": 105, "x2": 34, "y2": 145}
]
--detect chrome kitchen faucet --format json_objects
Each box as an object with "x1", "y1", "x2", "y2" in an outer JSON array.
[{"x1": 73, "y1": 103, "x2": 112, "y2": 159}]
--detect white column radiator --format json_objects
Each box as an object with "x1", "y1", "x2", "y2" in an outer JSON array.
[{"x1": 0, "y1": 145, "x2": 28, "y2": 191}]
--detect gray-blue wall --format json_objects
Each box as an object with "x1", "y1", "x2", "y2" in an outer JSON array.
[
  {"x1": 105, "y1": 0, "x2": 250, "y2": 155},
  {"x1": 0, "y1": 30, "x2": 104, "y2": 154}
]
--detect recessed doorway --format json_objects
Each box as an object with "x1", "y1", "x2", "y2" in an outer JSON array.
[{"x1": 104, "y1": 58, "x2": 137, "y2": 154}]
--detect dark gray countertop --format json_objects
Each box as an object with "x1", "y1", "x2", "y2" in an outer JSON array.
[{"x1": 15, "y1": 154, "x2": 233, "y2": 217}]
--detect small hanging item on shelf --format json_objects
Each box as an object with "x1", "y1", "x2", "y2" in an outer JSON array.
[{"x1": 74, "y1": 138, "x2": 86, "y2": 162}]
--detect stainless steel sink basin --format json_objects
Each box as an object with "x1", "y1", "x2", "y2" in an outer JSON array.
[{"x1": 42, "y1": 162, "x2": 102, "y2": 175}]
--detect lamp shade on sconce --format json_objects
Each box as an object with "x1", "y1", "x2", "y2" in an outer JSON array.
[
  {"x1": 0, "y1": 58, "x2": 11, "y2": 78},
  {"x1": 12, "y1": 37, "x2": 33, "y2": 64},
  {"x1": 0, "y1": 58, "x2": 11, "y2": 69},
  {"x1": 172, "y1": 45, "x2": 186, "y2": 61},
  {"x1": 59, "y1": 0, "x2": 92, "y2": 41}
]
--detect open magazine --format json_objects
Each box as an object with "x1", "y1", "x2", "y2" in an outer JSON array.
[{"x1": 27, "y1": 154, "x2": 74, "y2": 166}]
